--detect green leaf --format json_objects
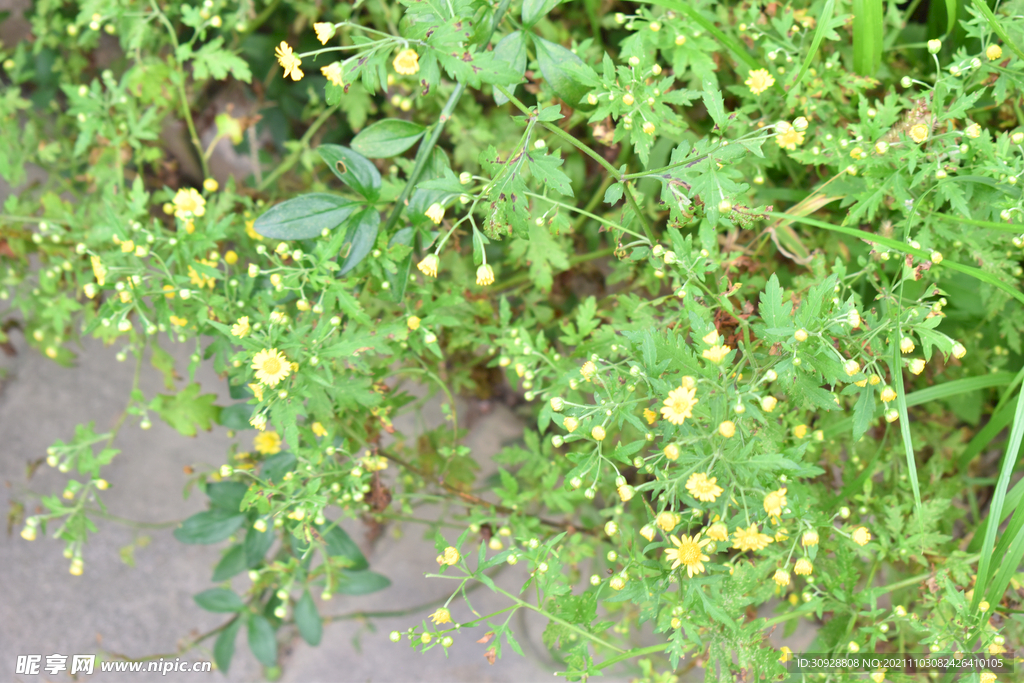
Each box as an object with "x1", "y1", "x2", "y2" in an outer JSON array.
[
  {"x1": 207, "y1": 481, "x2": 248, "y2": 512},
  {"x1": 351, "y1": 119, "x2": 426, "y2": 158},
  {"x1": 642, "y1": 0, "x2": 762, "y2": 73},
  {"x1": 217, "y1": 403, "x2": 253, "y2": 430},
  {"x1": 320, "y1": 524, "x2": 369, "y2": 570},
  {"x1": 212, "y1": 545, "x2": 247, "y2": 581},
  {"x1": 294, "y1": 591, "x2": 323, "y2": 646},
  {"x1": 852, "y1": 387, "x2": 875, "y2": 441},
  {"x1": 244, "y1": 523, "x2": 275, "y2": 567},
  {"x1": 247, "y1": 614, "x2": 277, "y2": 667},
  {"x1": 335, "y1": 570, "x2": 391, "y2": 595},
  {"x1": 194, "y1": 588, "x2": 245, "y2": 613},
  {"x1": 338, "y1": 208, "x2": 381, "y2": 276},
  {"x1": 791, "y1": 0, "x2": 837, "y2": 91},
  {"x1": 174, "y1": 509, "x2": 246, "y2": 544},
  {"x1": 851, "y1": 0, "x2": 883, "y2": 75},
  {"x1": 533, "y1": 36, "x2": 590, "y2": 108},
  {"x1": 969, "y1": 0, "x2": 1024, "y2": 64},
  {"x1": 213, "y1": 618, "x2": 242, "y2": 674},
  {"x1": 253, "y1": 193, "x2": 360, "y2": 240},
  {"x1": 189, "y1": 37, "x2": 252, "y2": 82},
  {"x1": 150, "y1": 342, "x2": 177, "y2": 390},
  {"x1": 522, "y1": 0, "x2": 562, "y2": 26},
  {"x1": 528, "y1": 149, "x2": 573, "y2": 197},
  {"x1": 493, "y1": 31, "x2": 527, "y2": 105},
  {"x1": 150, "y1": 382, "x2": 220, "y2": 437},
  {"x1": 525, "y1": 220, "x2": 570, "y2": 291},
  {"x1": 701, "y1": 78, "x2": 726, "y2": 131},
  {"x1": 316, "y1": 145, "x2": 381, "y2": 201}
]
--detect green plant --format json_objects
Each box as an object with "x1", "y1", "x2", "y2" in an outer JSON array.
[{"x1": 5, "y1": 0, "x2": 1024, "y2": 680}]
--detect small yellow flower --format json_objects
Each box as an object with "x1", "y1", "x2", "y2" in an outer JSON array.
[
  {"x1": 745, "y1": 68, "x2": 775, "y2": 95},
  {"x1": 793, "y1": 424, "x2": 808, "y2": 439},
  {"x1": 870, "y1": 671, "x2": 886, "y2": 683},
  {"x1": 250, "y1": 413, "x2": 267, "y2": 430},
  {"x1": 881, "y1": 386, "x2": 897, "y2": 403},
  {"x1": 640, "y1": 524, "x2": 656, "y2": 541},
  {"x1": 702, "y1": 344, "x2": 731, "y2": 364},
  {"x1": 849, "y1": 641, "x2": 860, "y2": 653},
  {"x1": 622, "y1": 92, "x2": 634, "y2": 106},
  {"x1": 69, "y1": 558, "x2": 84, "y2": 576},
  {"x1": 773, "y1": 568, "x2": 791, "y2": 586},
  {"x1": 663, "y1": 444, "x2": 680, "y2": 460},
  {"x1": 664, "y1": 533, "x2": 711, "y2": 577},
  {"x1": 120, "y1": 239, "x2": 134, "y2": 253},
  {"x1": 708, "y1": 521, "x2": 729, "y2": 541},
  {"x1": 231, "y1": 316, "x2": 250, "y2": 338},
  {"x1": 852, "y1": 526, "x2": 872, "y2": 546},
  {"x1": 252, "y1": 348, "x2": 291, "y2": 387},
  {"x1": 775, "y1": 122, "x2": 805, "y2": 151},
  {"x1": 407, "y1": 315, "x2": 421, "y2": 331},
  {"x1": 702, "y1": 330, "x2": 718, "y2": 345},
  {"x1": 321, "y1": 62, "x2": 344, "y2": 86},
  {"x1": 253, "y1": 431, "x2": 282, "y2": 455},
  {"x1": 802, "y1": 530, "x2": 819, "y2": 546},
  {"x1": 476, "y1": 264, "x2": 495, "y2": 286},
  {"x1": 563, "y1": 417, "x2": 578, "y2": 432},
  {"x1": 173, "y1": 187, "x2": 207, "y2": 219},
  {"x1": 642, "y1": 121, "x2": 655, "y2": 135},
  {"x1": 275, "y1": 41, "x2": 304, "y2": 81},
  {"x1": 393, "y1": 49, "x2": 420, "y2": 75},
  {"x1": 965, "y1": 123, "x2": 982, "y2": 139},
  {"x1": 249, "y1": 383, "x2": 264, "y2": 401},
  {"x1": 661, "y1": 385, "x2": 699, "y2": 424},
  {"x1": 686, "y1": 472, "x2": 724, "y2": 503},
  {"x1": 417, "y1": 254, "x2": 439, "y2": 278},
  {"x1": 425, "y1": 203, "x2": 445, "y2": 224},
  {"x1": 952, "y1": 342, "x2": 966, "y2": 359},
  {"x1": 91, "y1": 256, "x2": 107, "y2": 286},
  {"x1": 311, "y1": 422, "x2": 327, "y2": 437},
  {"x1": 591, "y1": 425, "x2": 606, "y2": 441},
  {"x1": 617, "y1": 484, "x2": 634, "y2": 502},
  {"x1": 580, "y1": 360, "x2": 597, "y2": 380},
  {"x1": 643, "y1": 408, "x2": 657, "y2": 425},
  {"x1": 909, "y1": 358, "x2": 926, "y2": 375},
  {"x1": 203, "y1": 178, "x2": 219, "y2": 192},
  {"x1": 656, "y1": 511, "x2": 680, "y2": 532},
  {"x1": 844, "y1": 360, "x2": 860, "y2": 376},
  {"x1": 718, "y1": 420, "x2": 736, "y2": 438},
  {"x1": 987, "y1": 44, "x2": 1003, "y2": 61},
  {"x1": 732, "y1": 524, "x2": 774, "y2": 552},
  {"x1": 764, "y1": 488, "x2": 787, "y2": 519},
  {"x1": 21, "y1": 525, "x2": 37, "y2": 541},
  {"x1": 979, "y1": 673, "x2": 996, "y2": 683},
  {"x1": 779, "y1": 646, "x2": 793, "y2": 662},
  {"x1": 429, "y1": 607, "x2": 452, "y2": 624},
  {"x1": 910, "y1": 123, "x2": 929, "y2": 143},
  {"x1": 440, "y1": 546, "x2": 460, "y2": 565},
  {"x1": 794, "y1": 558, "x2": 813, "y2": 575},
  {"x1": 169, "y1": 315, "x2": 189, "y2": 327},
  {"x1": 224, "y1": 250, "x2": 238, "y2": 265},
  {"x1": 761, "y1": 396, "x2": 778, "y2": 412},
  {"x1": 313, "y1": 22, "x2": 335, "y2": 45}
]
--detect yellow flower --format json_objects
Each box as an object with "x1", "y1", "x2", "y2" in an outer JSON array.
[
  {"x1": 642, "y1": 121, "x2": 655, "y2": 135},
  {"x1": 656, "y1": 511, "x2": 680, "y2": 532},
  {"x1": 249, "y1": 383, "x2": 264, "y2": 401},
  {"x1": 794, "y1": 558, "x2": 813, "y2": 575},
  {"x1": 120, "y1": 239, "x2": 134, "y2": 253},
  {"x1": 311, "y1": 422, "x2": 327, "y2": 437},
  {"x1": 718, "y1": 420, "x2": 736, "y2": 438},
  {"x1": 417, "y1": 254, "x2": 439, "y2": 278},
  {"x1": 987, "y1": 44, "x2": 1003, "y2": 61},
  {"x1": 69, "y1": 558, "x2": 84, "y2": 576},
  {"x1": 275, "y1": 41, "x2": 303, "y2": 81},
  {"x1": 775, "y1": 122, "x2": 805, "y2": 151},
  {"x1": 708, "y1": 521, "x2": 729, "y2": 541},
  {"x1": 580, "y1": 361, "x2": 598, "y2": 381},
  {"x1": 250, "y1": 413, "x2": 267, "y2": 430},
  {"x1": 188, "y1": 261, "x2": 216, "y2": 289},
  {"x1": 761, "y1": 396, "x2": 778, "y2": 412},
  {"x1": 773, "y1": 568, "x2": 791, "y2": 586},
  {"x1": 779, "y1": 646, "x2": 793, "y2": 663},
  {"x1": 909, "y1": 358, "x2": 926, "y2": 375},
  {"x1": 314, "y1": 22, "x2": 335, "y2": 45},
  {"x1": 793, "y1": 424, "x2": 808, "y2": 439},
  {"x1": 802, "y1": 530, "x2": 819, "y2": 546},
  {"x1": 702, "y1": 330, "x2": 718, "y2": 345},
  {"x1": 252, "y1": 348, "x2": 291, "y2": 387},
  {"x1": 745, "y1": 68, "x2": 775, "y2": 95},
  {"x1": 686, "y1": 472, "x2": 723, "y2": 503},
  {"x1": 429, "y1": 607, "x2": 452, "y2": 624},
  {"x1": 965, "y1": 123, "x2": 982, "y2": 139},
  {"x1": 563, "y1": 417, "x2": 578, "y2": 432},
  {"x1": 643, "y1": 408, "x2": 657, "y2": 425},
  {"x1": 640, "y1": 524, "x2": 656, "y2": 541},
  {"x1": 591, "y1": 425, "x2": 606, "y2": 441},
  {"x1": 910, "y1": 123, "x2": 929, "y2": 143},
  {"x1": 617, "y1": 484, "x2": 634, "y2": 502},
  {"x1": 622, "y1": 92, "x2": 634, "y2": 106},
  {"x1": 763, "y1": 488, "x2": 787, "y2": 519},
  {"x1": 664, "y1": 533, "x2": 711, "y2": 577},
  {"x1": 880, "y1": 386, "x2": 897, "y2": 403},
  {"x1": 979, "y1": 673, "x2": 996, "y2": 683},
  {"x1": 231, "y1": 316, "x2": 250, "y2": 338},
  {"x1": 407, "y1": 316, "x2": 421, "y2": 330},
  {"x1": 732, "y1": 524, "x2": 773, "y2": 552},
  {"x1": 661, "y1": 385, "x2": 699, "y2": 424},
  {"x1": 169, "y1": 315, "x2": 189, "y2": 327},
  {"x1": 663, "y1": 444, "x2": 680, "y2": 461},
  {"x1": 425, "y1": 203, "x2": 445, "y2": 224},
  {"x1": 476, "y1": 264, "x2": 494, "y2": 286},
  {"x1": 852, "y1": 526, "x2": 872, "y2": 546},
  {"x1": 173, "y1": 187, "x2": 206, "y2": 218},
  {"x1": 900, "y1": 336, "x2": 915, "y2": 353},
  {"x1": 702, "y1": 344, "x2": 731, "y2": 364},
  {"x1": 90, "y1": 256, "x2": 107, "y2": 286},
  {"x1": 321, "y1": 62, "x2": 344, "y2": 86},
  {"x1": 393, "y1": 49, "x2": 420, "y2": 75},
  {"x1": 253, "y1": 431, "x2": 282, "y2": 455},
  {"x1": 440, "y1": 546, "x2": 460, "y2": 565},
  {"x1": 870, "y1": 672, "x2": 885, "y2": 683}
]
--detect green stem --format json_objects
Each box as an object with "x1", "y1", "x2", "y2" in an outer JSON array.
[{"x1": 592, "y1": 643, "x2": 671, "y2": 672}]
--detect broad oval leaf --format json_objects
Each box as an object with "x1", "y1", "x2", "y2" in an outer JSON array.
[
  {"x1": 212, "y1": 544, "x2": 247, "y2": 581},
  {"x1": 213, "y1": 617, "x2": 242, "y2": 674},
  {"x1": 174, "y1": 509, "x2": 246, "y2": 544},
  {"x1": 522, "y1": 0, "x2": 562, "y2": 26},
  {"x1": 253, "y1": 193, "x2": 358, "y2": 240},
  {"x1": 493, "y1": 31, "x2": 527, "y2": 105},
  {"x1": 338, "y1": 208, "x2": 381, "y2": 276},
  {"x1": 336, "y1": 569, "x2": 391, "y2": 595},
  {"x1": 247, "y1": 614, "x2": 277, "y2": 667},
  {"x1": 217, "y1": 402, "x2": 253, "y2": 431},
  {"x1": 243, "y1": 523, "x2": 275, "y2": 567},
  {"x1": 206, "y1": 481, "x2": 248, "y2": 512},
  {"x1": 320, "y1": 524, "x2": 369, "y2": 570},
  {"x1": 317, "y1": 145, "x2": 381, "y2": 200},
  {"x1": 294, "y1": 590, "x2": 323, "y2": 646},
  {"x1": 533, "y1": 36, "x2": 590, "y2": 108},
  {"x1": 351, "y1": 119, "x2": 426, "y2": 158},
  {"x1": 194, "y1": 587, "x2": 246, "y2": 613}
]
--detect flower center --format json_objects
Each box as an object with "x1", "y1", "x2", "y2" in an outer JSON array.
[
  {"x1": 678, "y1": 541, "x2": 700, "y2": 564},
  {"x1": 262, "y1": 357, "x2": 282, "y2": 375}
]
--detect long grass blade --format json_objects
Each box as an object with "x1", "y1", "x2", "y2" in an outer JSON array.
[
  {"x1": 767, "y1": 213, "x2": 1024, "y2": 305},
  {"x1": 790, "y1": 0, "x2": 836, "y2": 91},
  {"x1": 969, "y1": 477, "x2": 1024, "y2": 552},
  {"x1": 927, "y1": 211, "x2": 1024, "y2": 235},
  {"x1": 892, "y1": 336, "x2": 924, "y2": 527},
  {"x1": 971, "y1": 380, "x2": 1024, "y2": 610},
  {"x1": 969, "y1": 0, "x2": 1024, "y2": 64}
]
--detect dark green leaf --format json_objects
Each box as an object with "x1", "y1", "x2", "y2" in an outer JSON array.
[
  {"x1": 317, "y1": 145, "x2": 381, "y2": 200},
  {"x1": 253, "y1": 193, "x2": 360, "y2": 240},
  {"x1": 228, "y1": 382, "x2": 253, "y2": 400},
  {"x1": 701, "y1": 77, "x2": 727, "y2": 131},
  {"x1": 320, "y1": 524, "x2": 369, "y2": 570},
  {"x1": 247, "y1": 614, "x2": 277, "y2": 666},
  {"x1": 214, "y1": 617, "x2": 242, "y2": 674},
  {"x1": 335, "y1": 570, "x2": 391, "y2": 595},
  {"x1": 206, "y1": 481, "x2": 248, "y2": 512},
  {"x1": 212, "y1": 545, "x2": 247, "y2": 581},
  {"x1": 522, "y1": 0, "x2": 562, "y2": 25},
  {"x1": 493, "y1": 31, "x2": 527, "y2": 105},
  {"x1": 386, "y1": 228, "x2": 414, "y2": 301},
  {"x1": 351, "y1": 119, "x2": 426, "y2": 158},
  {"x1": 194, "y1": 588, "x2": 245, "y2": 613},
  {"x1": 294, "y1": 590, "x2": 323, "y2": 646},
  {"x1": 217, "y1": 402, "x2": 253, "y2": 430},
  {"x1": 533, "y1": 36, "x2": 590, "y2": 108},
  {"x1": 338, "y1": 208, "x2": 381, "y2": 276},
  {"x1": 244, "y1": 523, "x2": 275, "y2": 567},
  {"x1": 261, "y1": 451, "x2": 297, "y2": 485},
  {"x1": 174, "y1": 509, "x2": 246, "y2": 544}
]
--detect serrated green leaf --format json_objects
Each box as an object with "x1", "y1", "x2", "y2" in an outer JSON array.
[
  {"x1": 150, "y1": 383, "x2": 220, "y2": 437},
  {"x1": 533, "y1": 36, "x2": 590, "y2": 108}
]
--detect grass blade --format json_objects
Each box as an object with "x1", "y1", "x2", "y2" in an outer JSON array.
[
  {"x1": 969, "y1": 0, "x2": 1024, "y2": 64},
  {"x1": 852, "y1": 0, "x2": 883, "y2": 75},
  {"x1": 790, "y1": 0, "x2": 836, "y2": 91},
  {"x1": 927, "y1": 211, "x2": 1024, "y2": 235},
  {"x1": 892, "y1": 336, "x2": 924, "y2": 527}
]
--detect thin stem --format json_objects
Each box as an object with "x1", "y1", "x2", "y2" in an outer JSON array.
[{"x1": 258, "y1": 104, "x2": 339, "y2": 192}]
